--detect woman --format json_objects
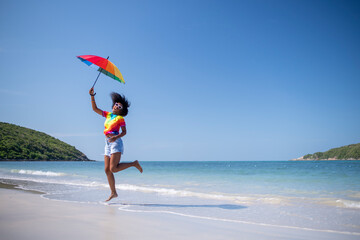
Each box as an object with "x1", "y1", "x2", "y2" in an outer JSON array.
[{"x1": 89, "y1": 87, "x2": 143, "y2": 202}]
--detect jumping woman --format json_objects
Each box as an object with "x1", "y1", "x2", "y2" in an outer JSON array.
[{"x1": 89, "y1": 87, "x2": 143, "y2": 202}]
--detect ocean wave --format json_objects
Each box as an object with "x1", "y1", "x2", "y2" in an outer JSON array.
[
  {"x1": 10, "y1": 169, "x2": 67, "y2": 177},
  {"x1": 316, "y1": 198, "x2": 360, "y2": 209},
  {"x1": 115, "y1": 183, "x2": 288, "y2": 205},
  {"x1": 117, "y1": 183, "x2": 247, "y2": 201},
  {"x1": 0, "y1": 174, "x2": 287, "y2": 205},
  {"x1": 335, "y1": 199, "x2": 360, "y2": 209},
  {"x1": 3, "y1": 174, "x2": 359, "y2": 209}
]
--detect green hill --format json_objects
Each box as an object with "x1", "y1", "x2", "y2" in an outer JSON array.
[
  {"x1": 296, "y1": 143, "x2": 360, "y2": 160},
  {"x1": 0, "y1": 122, "x2": 90, "y2": 161}
]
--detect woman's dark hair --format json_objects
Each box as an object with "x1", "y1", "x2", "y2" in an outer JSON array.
[{"x1": 111, "y1": 92, "x2": 130, "y2": 117}]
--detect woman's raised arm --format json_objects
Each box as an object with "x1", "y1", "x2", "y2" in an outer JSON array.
[{"x1": 89, "y1": 88, "x2": 103, "y2": 116}]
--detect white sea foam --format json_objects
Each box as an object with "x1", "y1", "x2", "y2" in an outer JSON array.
[
  {"x1": 114, "y1": 183, "x2": 288, "y2": 205},
  {"x1": 335, "y1": 199, "x2": 360, "y2": 209},
  {"x1": 117, "y1": 183, "x2": 243, "y2": 201},
  {"x1": 2, "y1": 175, "x2": 105, "y2": 189},
  {"x1": 315, "y1": 197, "x2": 360, "y2": 210},
  {"x1": 11, "y1": 169, "x2": 67, "y2": 177}
]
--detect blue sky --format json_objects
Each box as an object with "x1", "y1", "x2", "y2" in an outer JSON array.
[{"x1": 0, "y1": 0, "x2": 359, "y2": 161}]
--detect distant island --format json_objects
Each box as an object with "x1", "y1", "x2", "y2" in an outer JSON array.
[
  {"x1": 292, "y1": 143, "x2": 360, "y2": 161},
  {"x1": 0, "y1": 122, "x2": 90, "y2": 161}
]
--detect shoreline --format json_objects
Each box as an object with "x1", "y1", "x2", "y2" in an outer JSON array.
[
  {"x1": 1, "y1": 183, "x2": 359, "y2": 240},
  {"x1": 0, "y1": 159, "x2": 96, "y2": 161},
  {"x1": 0, "y1": 182, "x2": 44, "y2": 194}
]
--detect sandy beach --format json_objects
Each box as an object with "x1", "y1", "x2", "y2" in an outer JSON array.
[{"x1": 0, "y1": 184, "x2": 358, "y2": 240}]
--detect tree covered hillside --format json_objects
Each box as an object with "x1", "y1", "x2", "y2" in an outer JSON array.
[
  {"x1": 302, "y1": 143, "x2": 360, "y2": 160},
  {"x1": 0, "y1": 122, "x2": 90, "y2": 161}
]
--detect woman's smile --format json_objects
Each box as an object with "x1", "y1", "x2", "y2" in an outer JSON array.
[{"x1": 113, "y1": 102, "x2": 123, "y2": 114}]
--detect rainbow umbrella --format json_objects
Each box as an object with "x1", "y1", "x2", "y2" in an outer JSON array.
[{"x1": 77, "y1": 55, "x2": 125, "y2": 88}]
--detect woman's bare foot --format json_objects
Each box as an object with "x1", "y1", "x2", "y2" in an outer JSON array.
[
  {"x1": 105, "y1": 192, "x2": 118, "y2": 202},
  {"x1": 134, "y1": 160, "x2": 143, "y2": 173}
]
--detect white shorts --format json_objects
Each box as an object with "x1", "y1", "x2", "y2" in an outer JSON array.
[{"x1": 104, "y1": 137, "x2": 124, "y2": 156}]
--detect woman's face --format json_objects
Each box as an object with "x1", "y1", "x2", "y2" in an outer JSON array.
[{"x1": 113, "y1": 102, "x2": 123, "y2": 115}]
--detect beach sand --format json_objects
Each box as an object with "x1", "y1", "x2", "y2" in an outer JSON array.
[{"x1": 0, "y1": 185, "x2": 358, "y2": 240}]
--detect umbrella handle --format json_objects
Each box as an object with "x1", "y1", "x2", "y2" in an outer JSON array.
[
  {"x1": 91, "y1": 56, "x2": 109, "y2": 89},
  {"x1": 92, "y1": 69, "x2": 102, "y2": 89}
]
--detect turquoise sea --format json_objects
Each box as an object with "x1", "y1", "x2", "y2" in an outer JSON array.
[{"x1": 0, "y1": 161, "x2": 359, "y2": 235}]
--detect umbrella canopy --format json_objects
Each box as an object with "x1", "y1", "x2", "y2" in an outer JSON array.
[{"x1": 77, "y1": 55, "x2": 125, "y2": 85}]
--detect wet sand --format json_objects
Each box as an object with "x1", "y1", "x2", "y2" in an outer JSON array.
[{"x1": 0, "y1": 184, "x2": 358, "y2": 240}]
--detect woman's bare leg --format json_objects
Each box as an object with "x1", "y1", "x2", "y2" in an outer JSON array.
[
  {"x1": 110, "y1": 152, "x2": 143, "y2": 173},
  {"x1": 104, "y1": 153, "x2": 143, "y2": 202},
  {"x1": 104, "y1": 155, "x2": 118, "y2": 201}
]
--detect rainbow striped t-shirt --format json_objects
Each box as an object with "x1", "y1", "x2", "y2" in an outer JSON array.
[{"x1": 102, "y1": 111, "x2": 126, "y2": 135}]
